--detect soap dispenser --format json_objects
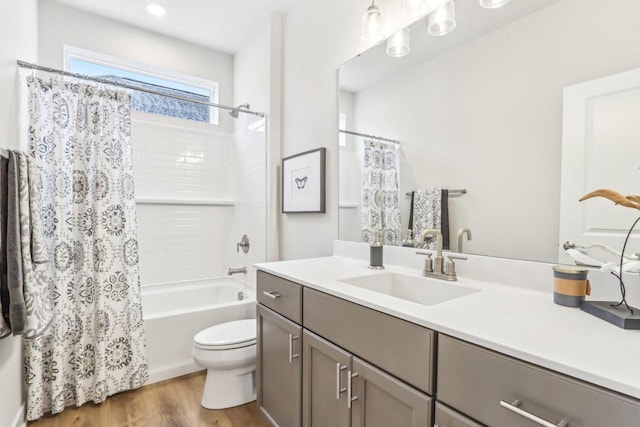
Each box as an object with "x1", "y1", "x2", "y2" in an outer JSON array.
[{"x1": 369, "y1": 230, "x2": 385, "y2": 269}]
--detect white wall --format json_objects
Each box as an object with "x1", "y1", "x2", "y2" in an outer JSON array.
[
  {"x1": 280, "y1": 0, "x2": 369, "y2": 260},
  {"x1": 37, "y1": 0, "x2": 235, "y2": 132},
  {"x1": 0, "y1": 1, "x2": 38, "y2": 424},
  {"x1": 234, "y1": 15, "x2": 283, "y2": 262},
  {"x1": 351, "y1": 0, "x2": 640, "y2": 262}
]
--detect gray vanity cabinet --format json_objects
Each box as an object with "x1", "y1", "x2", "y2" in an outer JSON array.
[
  {"x1": 257, "y1": 304, "x2": 302, "y2": 427},
  {"x1": 302, "y1": 329, "x2": 432, "y2": 427},
  {"x1": 302, "y1": 287, "x2": 434, "y2": 427},
  {"x1": 438, "y1": 335, "x2": 640, "y2": 427},
  {"x1": 351, "y1": 357, "x2": 432, "y2": 427},
  {"x1": 302, "y1": 330, "x2": 351, "y2": 427},
  {"x1": 434, "y1": 403, "x2": 484, "y2": 427}
]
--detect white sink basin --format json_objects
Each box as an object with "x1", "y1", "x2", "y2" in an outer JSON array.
[{"x1": 339, "y1": 272, "x2": 479, "y2": 306}]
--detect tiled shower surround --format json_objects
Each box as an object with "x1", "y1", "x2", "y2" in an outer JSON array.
[{"x1": 132, "y1": 113, "x2": 266, "y2": 287}]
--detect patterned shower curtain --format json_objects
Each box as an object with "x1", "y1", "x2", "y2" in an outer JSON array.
[
  {"x1": 361, "y1": 139, "x2": 401, "y2": 245},
  {"x1": 24, "y1": 76, "x2": 148, "y2": 420}
]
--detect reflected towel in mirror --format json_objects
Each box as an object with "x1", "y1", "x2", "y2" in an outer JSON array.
[{"x1": 413, "y1": 188, "x2": 449, "y2": 250}]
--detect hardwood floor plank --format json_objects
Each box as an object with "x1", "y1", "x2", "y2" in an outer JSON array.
[
  {"x1": 224, "y1": 402, "x2": 270, "y2": 427},
  {"x1": 28, "y1": 372, "x2": 267, "y2": 427},
  {"x1": 52, "y1": 400, "x2": 111, "y2": 427},
  {"x1": 109, "y1": 385, "x2": 151, "y2": 427}
]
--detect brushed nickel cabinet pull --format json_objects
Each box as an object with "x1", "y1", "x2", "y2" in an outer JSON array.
[
  {"x1": 500, "y1": 400, "x2": 568, "y2": 427},
  {"x1": 288, "y1": 334, "x2": 299, "y2": 364},
  {"x1": 335, "y1": 363, "x2": 347, "y2": 400},
  {"x1": 262, "y1": 291, "x2": 281, "y2": 299},
  {"x1": 347, "y1": 371, "x2": 359, "y2": 409}
]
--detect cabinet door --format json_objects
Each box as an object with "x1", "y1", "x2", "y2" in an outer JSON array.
[
  {"x1": 302, "y1": 330, "x2": 351, "y2": 427},
  {"x1": 434, "y1": 403, "x2": 484, "y2": 427},
  {"x1": 257, "y1": 304, "x2": 302, "y2": 427},
  {"x1": 351, "y1": 357, "x2": 432, "y2": 427}
]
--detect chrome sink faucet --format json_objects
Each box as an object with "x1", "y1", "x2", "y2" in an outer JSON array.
[{"x1": 416, "y1": 228, "x2": 466, "y2": 281}]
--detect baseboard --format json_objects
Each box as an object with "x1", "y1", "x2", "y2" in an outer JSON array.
[
  {"x1": 147, "y1": 361, "x2": 202, "y2": 385},
  {"x1": 12, "y1": 404, "x2": 26, "y2": 427}
]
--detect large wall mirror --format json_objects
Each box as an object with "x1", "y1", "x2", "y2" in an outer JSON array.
[{"x1": 338, "y1": 0, "x2": 640, "y2": 264}]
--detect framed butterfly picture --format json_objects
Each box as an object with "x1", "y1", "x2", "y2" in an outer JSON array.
[{"x1": 282, "y1": 147, "x2": 326, "y2": 213}]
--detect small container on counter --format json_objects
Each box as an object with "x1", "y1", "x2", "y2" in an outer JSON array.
[
  {"x1": 369, "y1": 230, "x2": 385, "y2": 270},
  {"x1": 552, "y1": 265, "x2": 590, "y2": 307}
]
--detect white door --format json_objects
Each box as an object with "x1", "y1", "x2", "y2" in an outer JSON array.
[{"x1": 558, "y1": 68, "x2": 640, "y2": 265}]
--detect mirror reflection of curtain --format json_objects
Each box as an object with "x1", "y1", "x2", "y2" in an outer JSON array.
[{"x1": 361, "y1": 139, "x2": 401, "y2": 245}]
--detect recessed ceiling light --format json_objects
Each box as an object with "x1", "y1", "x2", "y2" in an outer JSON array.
[{"x1": 146, "y1": 3, "x2": 166, "y2": 17}]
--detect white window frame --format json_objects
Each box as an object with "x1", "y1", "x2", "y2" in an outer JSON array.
[{"x1": 63, "y1": 45, "x2": 220, "y2": 125}]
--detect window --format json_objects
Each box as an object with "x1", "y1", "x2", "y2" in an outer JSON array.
[{"x1": 64, "y1": 46, "x2": 219, "y2": 124}]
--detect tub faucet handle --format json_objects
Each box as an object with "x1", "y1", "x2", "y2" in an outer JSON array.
[{"x1": 237, "y1": 234, "x2": 250, "y2": 254}]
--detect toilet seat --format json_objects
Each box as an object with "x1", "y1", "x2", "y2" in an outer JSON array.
[{"x1": 194, "y1": 319, "x2": 256, "y2": 351}]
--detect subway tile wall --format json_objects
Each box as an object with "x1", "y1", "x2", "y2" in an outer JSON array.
[
  {"x1": 227, "y1": 115, "x2": 267, "y2": 287},
  {"x1": 130, "y1": 113, "x2": 265, "y2": 286}
]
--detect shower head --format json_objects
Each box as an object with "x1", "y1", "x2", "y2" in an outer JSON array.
[{"x1": 229, "y1": 103, "x2": 250, "y2": 118}]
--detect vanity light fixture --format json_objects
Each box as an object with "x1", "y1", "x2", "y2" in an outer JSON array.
[
  {"x1": 428, "y1": 0, "x2": 456, "y2": 36},
  {"x1": 401, "y1": 0, "x2": 430, "y2": 20},
  {"x1": 386, "y1": 27, "x2": 411, "y2": 58},
  {"x1": 146, "y1": 3, "x2": 166, "y2": 17},
  {"x1": 361, "y1": 1, "x2": 385, "y2": 45},
  {"x1": 479, "y1": 0, "x2": 511, "y2": 9}
]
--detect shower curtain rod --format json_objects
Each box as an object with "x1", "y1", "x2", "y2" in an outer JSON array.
[
  {"x1": 339, "y1": 129, "x2": 400, "y2": 145},
  {"x1": 17, "y1": 60, "x2": 265, "y2": 118}
]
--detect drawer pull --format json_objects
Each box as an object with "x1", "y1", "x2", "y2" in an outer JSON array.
[
  {"x1": 288, "y1": 334, "x2": 299, "y2": 364},
  {"x1": 336, "y1": 363, "x2": 347, "y2": 400},
  {"x1": 262, "y1": 291, "x2": 281, "y2": 299},
  {"x1": 500, "y1": 400, "x2": 568, "y2": 427},
  {"x1": 347, "y1": 371, "x2": 359, "y2": 409}
]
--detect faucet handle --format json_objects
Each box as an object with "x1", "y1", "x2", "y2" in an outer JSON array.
[
  {"x1": 415, "y1": 251, "x2": 434, "y2": 274},
  {"x1": 445, "y1": 255, "x2": 467, "y2": 278}
]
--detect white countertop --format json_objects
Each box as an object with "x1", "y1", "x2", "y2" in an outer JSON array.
[{"x1": 256, "y1": 253, "x2": 640, "y2": 400}]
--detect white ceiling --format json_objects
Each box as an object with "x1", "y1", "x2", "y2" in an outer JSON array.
[{"x1": 49, "y1": 0, "x2": 301, "y2": 54}]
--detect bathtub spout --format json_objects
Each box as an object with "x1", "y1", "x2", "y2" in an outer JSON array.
[{"x1": 228, "y1": 267, "x2": 247, "y2": 276}]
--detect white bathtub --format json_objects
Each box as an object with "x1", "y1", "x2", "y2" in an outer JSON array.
[{"x1": 142, "y1": 277, "x2": 256, "y2": 384}]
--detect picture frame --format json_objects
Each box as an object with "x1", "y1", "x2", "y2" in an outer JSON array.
[{"x1": 282, "y1": 147, "x2": 326, "y2": 213}]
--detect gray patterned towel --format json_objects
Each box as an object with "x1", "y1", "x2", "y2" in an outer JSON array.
[
  {"x1": 413, "y1": 188, "x2": 444, "y2": 250},
  {"x1": 18, "y1": 153, "x2": 52, "y2": 338}
]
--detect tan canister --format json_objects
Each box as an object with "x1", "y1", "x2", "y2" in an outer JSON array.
[{"x1": 552, "y1": 265, "x2": 590, "y2": 307}]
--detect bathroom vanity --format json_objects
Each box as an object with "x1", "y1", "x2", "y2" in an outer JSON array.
[{"x1": 255, "y1": 245, "x2": 640, "y2": 427}]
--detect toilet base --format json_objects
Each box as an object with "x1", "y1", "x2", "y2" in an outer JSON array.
[{"x1": 201, "y1": 367, "x2": 256, "y2": 409}]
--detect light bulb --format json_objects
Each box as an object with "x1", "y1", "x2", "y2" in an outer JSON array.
[
  {"x1": 361, "y1": 4, "x2": 385, "y2": 45},
  {"x1": 386, "y1": 27, "x2": 410, "y2": 58},
  {"x1": 479, "y1": 0, "x2": 511, "y2": 9},
  {"x1": 428, "y1": 1, "x2": 456, "y2": 36}
]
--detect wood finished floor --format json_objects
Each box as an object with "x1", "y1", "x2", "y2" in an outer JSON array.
[{"x1": 28, "y1": 371, "x2": 270, "y2": 427}]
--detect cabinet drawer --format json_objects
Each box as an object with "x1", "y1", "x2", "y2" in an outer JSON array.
[
  {"x1": 435, "y1": 403, "x2": 484, "y2": 427},
  {"x1": 257, "y1": 271, "x2": 302, "y2": 323},
  {"x1": 438, "y1": 335, "x2": 640, "y2": 427},
  {"x1": 303, "y1": 287, "x2": 435, "y2": 395}
]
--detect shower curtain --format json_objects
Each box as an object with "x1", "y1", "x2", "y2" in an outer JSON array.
[
  {"x1": 361, "y1": 139, "x2": 401, "y2": 245},
  {"x1": 24, "y1": 76, "x2": 147, "y2": 420}
]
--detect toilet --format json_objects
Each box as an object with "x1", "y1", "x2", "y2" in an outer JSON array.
[{"x1": 192, "y1": 319, "x2": 257, "y2": 409}]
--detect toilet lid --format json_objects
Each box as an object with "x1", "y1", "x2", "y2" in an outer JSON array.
[{"x1": 194, "y1": 319, "x2": 256, "y2": 349}]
